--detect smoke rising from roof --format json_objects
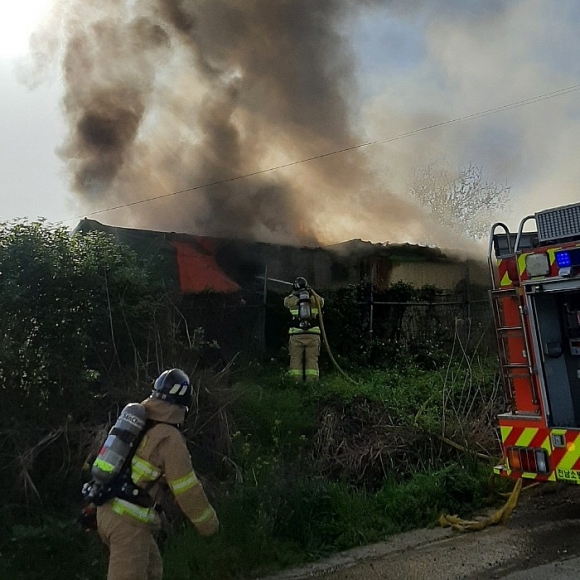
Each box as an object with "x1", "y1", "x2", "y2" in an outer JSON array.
[
  {"x1": 29, "y1": 1, "x2": 580, "y2": 253},
  {"x1": 31, "y1": 0, "x2": 434, "y2": 246}
]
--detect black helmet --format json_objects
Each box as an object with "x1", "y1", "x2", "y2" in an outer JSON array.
[
  {"x1": 150, "y1": 368, "x2": 192, "y2": 409},
  {"x1": 293, "y1": 276, "x2": 308, "y2": 290}
]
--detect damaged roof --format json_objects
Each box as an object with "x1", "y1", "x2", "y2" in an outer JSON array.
[
  {"x1": 74, "y1": 219, "x2": 482, "y2": 294},
  {"x1": 74, "y1": 219, "x2": 240, "y2": 294}
]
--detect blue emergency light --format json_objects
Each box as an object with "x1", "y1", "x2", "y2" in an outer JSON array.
[
  {"x1": 556, "y1": 251, "x2": 572, "y2": 268},
  {"x1": 555, "y1": 248, "x2": 580, "y2": 269}
]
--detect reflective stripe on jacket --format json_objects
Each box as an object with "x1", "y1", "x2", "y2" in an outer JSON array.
[
  {"x1": 111, "y1": 497, "x2": 160, "y2": 525},
  {"x1": 111, "y1": 398, "x2": 219, "y2": 536}
]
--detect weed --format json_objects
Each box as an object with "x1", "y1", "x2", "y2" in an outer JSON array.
[{"x1": 0, "y1": 516, "x2": 106, "y2": 580}]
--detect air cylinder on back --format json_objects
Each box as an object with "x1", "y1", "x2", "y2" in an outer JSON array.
[
  {"x1": 297, "y1": 289, "x2": 312, "y2": 324},
  {"x1": 91, "y1": 403, "x2": 147, "y2": 486}
]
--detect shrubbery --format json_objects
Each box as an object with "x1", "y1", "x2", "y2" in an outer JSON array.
[
  {"x1": 0, "y1": 220, "x2": 503, "y2": 580},
  {"x1": 158, "y1": 362, "x2": 501, "y2": 580}
]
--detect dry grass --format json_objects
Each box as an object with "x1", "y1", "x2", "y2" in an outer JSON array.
[
  {"x1": 13, "y1": 427, "x2": 65, "y2": 504},
  {"x1": 310, "y1": 324, "x2": 504, "y2": 488},
  {"x1": 310, "y1": 398, "x2": 446, "y2": 488}
]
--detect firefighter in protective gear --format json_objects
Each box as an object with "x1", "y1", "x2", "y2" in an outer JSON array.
[
  {"x1": 96, "y1": 368, "x2": 219, "y2": 580},
  {"x1": 284, "y1": 277, "x2": 324, "y2": 381}
]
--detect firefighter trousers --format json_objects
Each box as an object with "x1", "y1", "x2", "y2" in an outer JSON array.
[
  {"x1": 97, "y1": 503, "x2": 163, "y2": 580},
  {"x1": 288, "y1": 333, "x2": 321, "y2": 380}
]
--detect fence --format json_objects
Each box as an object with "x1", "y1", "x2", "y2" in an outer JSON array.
[
  {"x1": 365, "y1": 298, "x2": 494, "y2": 352},
  {"x1": 178, "y1": 289, "x2": 495, "y2": 363}
]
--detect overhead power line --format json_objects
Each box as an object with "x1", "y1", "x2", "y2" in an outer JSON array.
[{"x1": 61, "y1": 83, "x2": 580, "y2": 223}]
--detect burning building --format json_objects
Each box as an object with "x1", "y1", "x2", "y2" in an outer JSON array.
[
  {"x1": 74, "y1": 218, "x2": 490, "y2": 358},
  {"x1": 75, "y1": 219, "x2": 488, "y2": 296}
]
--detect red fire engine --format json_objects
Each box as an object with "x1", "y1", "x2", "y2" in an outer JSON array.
[{"x1": 490, "y1": 201, "x2": 580, "y2": 484}]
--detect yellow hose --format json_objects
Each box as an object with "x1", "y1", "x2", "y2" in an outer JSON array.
[
  {"x1": 439, "y1": 478, "x2": 524, "y2": 532},
  {"x1": 311, "y1": 289, "x2": 359, "y2": 386}
]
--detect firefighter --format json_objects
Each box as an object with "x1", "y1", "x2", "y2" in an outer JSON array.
[
  {"x1": 96, "y1": 368, "x2": 219, "y2": 580},
  {"x1": 284, "y1": 277, "x2": 324, "y2": 381}
]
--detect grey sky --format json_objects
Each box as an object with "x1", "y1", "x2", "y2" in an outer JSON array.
[
  {"x1": 354, "y1": 1, "x2": 580, "y2": 226},
  {"x1": 1, "y1": 1, "x2": 580, "y2": 252}
]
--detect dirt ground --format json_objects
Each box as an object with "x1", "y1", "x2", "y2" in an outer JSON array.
[{"x1": 265, "y1": 482, "x2": 580, "y2": 580}]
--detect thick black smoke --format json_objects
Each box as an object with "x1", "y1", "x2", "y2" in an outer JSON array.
[{"x1": 48, "y1": 0, "x2": 430, "y2": 244}]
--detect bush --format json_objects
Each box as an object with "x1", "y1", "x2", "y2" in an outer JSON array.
[
  {"x1": 317, "y1": 281, "x2": 476, "y2": 370},
  {"x1": 0, "y1": 220, "x2": 218, "y2": 518},
  {"x1": 0, "y1": 221, "x2": 159, "y2": 426},
  {"x1": 0, "y1": 517, "x2": 106, "y2": 580},
  {"x1": 0, "y1": 221, "x2": 502, "y2": 580}
]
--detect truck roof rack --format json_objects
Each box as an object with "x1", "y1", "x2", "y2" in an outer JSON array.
[{"x1": 536, "y1": 202, "x2": 580, "y2": 244}]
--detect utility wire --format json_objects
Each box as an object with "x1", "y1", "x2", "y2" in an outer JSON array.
[{"x1": 61, "y1": 83, "x2": 580, "y2": 223}]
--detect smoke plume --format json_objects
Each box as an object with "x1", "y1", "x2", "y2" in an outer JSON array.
[
  {"x1": 30, "y1": 0, "x2": 580, "y2": 251},
  {"x1": 31, "y1": 0, "x2": 434, "y2": 246}
]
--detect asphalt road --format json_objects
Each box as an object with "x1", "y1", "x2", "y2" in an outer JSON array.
[{"x1": 265, "y1": 483, "x2": 580, "y2": 580}]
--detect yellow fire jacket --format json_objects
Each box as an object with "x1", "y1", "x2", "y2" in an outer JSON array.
[{"x1": 109, "y1": 397, "x2": 219, "y2": 535}]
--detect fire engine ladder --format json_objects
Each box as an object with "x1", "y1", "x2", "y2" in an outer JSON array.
[
  {"x1": 490, "y1": 289, "x2": 538, "y2": 412},
  {"x1": 488, "y1": 223, "x2": 538, "y2": 412}
]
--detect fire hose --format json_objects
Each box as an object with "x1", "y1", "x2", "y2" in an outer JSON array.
[
  {"x1": 438, "y1": 477, "x2": 534, "y2": 532},
  {"x1": 310, "y1": 289, "x2": 359, "y2": 386}
]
